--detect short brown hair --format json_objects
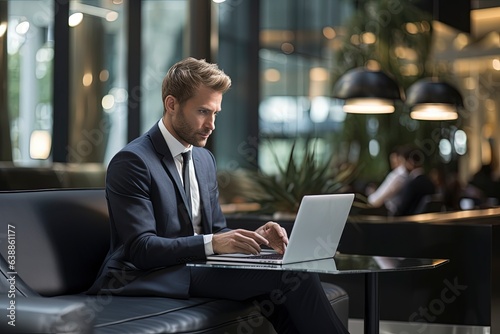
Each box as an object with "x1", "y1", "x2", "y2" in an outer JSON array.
[{"x1": 161, "y1": 57, "x2": 232, "y2": 108}]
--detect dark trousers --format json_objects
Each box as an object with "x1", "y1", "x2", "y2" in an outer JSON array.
[{"x1": 189, "y1": 267, "x2": 349, "y2": 334}]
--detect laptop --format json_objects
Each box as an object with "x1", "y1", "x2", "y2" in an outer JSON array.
[{"x1": 207, "y1": 193, "x2": 354, "y2": 265}]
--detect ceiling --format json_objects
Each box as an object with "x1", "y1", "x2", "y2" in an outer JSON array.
[{"x1": 409, "y1": 0, "x2": 500, "y2": 34}]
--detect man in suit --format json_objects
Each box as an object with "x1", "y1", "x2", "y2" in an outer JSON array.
[{"x1": 88, "y1": 57, "x2": 349, "y2": 333}]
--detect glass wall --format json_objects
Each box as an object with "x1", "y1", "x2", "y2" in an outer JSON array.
[
  {"x1": 215, "y1": 0, "x2": 259, "y2": 171},
  {"x1": 255, "y1": 0, "x2": 465, "y2": 184},
  {"x1": 258, "y1": 0, "x2": 354, "y2": 175},
  {"x1": 5, "y1": 0, "x2": 127, "y2": 165},
  {"x1": 7, "y1": 0, "x2": 54, "y2": 165},
  {"x1": 68, "y1": 0, "x2": 126, "y2": 164},
  {"x1": 212, "y1": 0, "x2": 499, "y2": 209},
  {"x1": 141, "y1": 0, "x2": 188, "y2": 134},
  {"x1": 3, "y1": 0, "x2": 189, "y2": 166},
  {"x1": 1, "y1": 0, "x2": 500, "y2": 205}
]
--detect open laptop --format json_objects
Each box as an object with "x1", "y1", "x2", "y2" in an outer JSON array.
[{"x1": 207, "y1": 193, "x2": 354, "y2": 265}]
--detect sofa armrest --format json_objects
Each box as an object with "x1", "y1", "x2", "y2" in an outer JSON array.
[{"x1": 0, "y1": 296, "x2": 93, "y2": 334}]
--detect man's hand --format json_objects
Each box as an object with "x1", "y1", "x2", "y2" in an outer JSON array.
[
  {"x1": 212, "y1": 229, "x2": 269, "y2": 255},
  {"x1": 255, "y1": 221, "x2": 288, "y2": 254}
]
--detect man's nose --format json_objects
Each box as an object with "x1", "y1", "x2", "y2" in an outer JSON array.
[{"x1": 206, "y1": 114, "x2": 216, "y2": 131}]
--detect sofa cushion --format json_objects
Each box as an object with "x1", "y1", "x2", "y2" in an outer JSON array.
[
  {"x1": 0, "y1": 188, "x2": 109, "y2": 296},
  {"x1": 0, "y1": 282, "x2": 347, "y2": 334},
  {"x1": 0, "y1": 296, "x2": 93, "y2": 334},
  {"x1": 76, "y1": 295, "x2": 272, "y2": 334},
  {"x1": 49, "y1": 281, "x2": 347, "y2": 334}
]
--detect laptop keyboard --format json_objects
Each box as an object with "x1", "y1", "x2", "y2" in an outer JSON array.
[{"x1": 247, "y1": 253, "x2": 283, "y2": 260}]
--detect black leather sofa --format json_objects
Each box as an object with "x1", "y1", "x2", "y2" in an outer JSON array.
[{"x1": 0, "y1": 188, "x2": 349, "y2": 333}]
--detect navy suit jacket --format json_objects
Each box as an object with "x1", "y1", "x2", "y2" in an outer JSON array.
[{"x1": 87, "y1": 123, "x2": 229, "y2": 298}]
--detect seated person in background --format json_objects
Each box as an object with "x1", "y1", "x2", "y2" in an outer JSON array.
[
  {"x1": 367, "y1": 146, "x2": 408, "y2": 215},
  {"x1": 393, "y1": 146, "x2": 436, "y2": 216},
  {"x1": 465, "y1": 138, "x2": 500, "y2": 207}
]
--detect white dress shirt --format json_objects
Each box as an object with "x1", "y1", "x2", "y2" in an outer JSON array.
[
  {"x1": 158, "y1": 120, "x2": 214, "y2": 255},
  {"x1": 368, "y1": 165, "x2": 408, "y2": 213}
]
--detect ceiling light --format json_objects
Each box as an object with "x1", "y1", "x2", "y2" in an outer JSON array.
[
  {"x1": 410, "y1": 104, "x2": 458, "y2": 120},
  {"x1": 406, "y1": 78, "x2": 463, "y2": 121},
  {"x1": 342, "y1": 99, "x2": 395, "y2": 114},
  {"x1": 332, "y1": 67, "x2": 403, "y2": 114},
  {"x1": 30, "y1": 130, "x2": 52, "y2": 160},
  {"x1": 15, "y1": 21, "x2": 30, "y2": 35},
  {"x1": 0, "y1": 22, "x2": 7, "y2": 38},
  {"x1": 69, "y1": 13, "x2": 83, "y2": 27}
]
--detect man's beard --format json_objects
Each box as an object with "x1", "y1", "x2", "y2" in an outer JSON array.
[{"x1": 174, "y1": 110, "x2": 209, "y2": 147}]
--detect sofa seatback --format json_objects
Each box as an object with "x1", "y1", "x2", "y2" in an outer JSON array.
[{"x1": 0, "y1": 188, "x2": 110, "y2": 297}]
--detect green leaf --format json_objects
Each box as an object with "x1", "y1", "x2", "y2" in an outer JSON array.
[{"x1": 247, "y1": 139, "x2": 361, "y2": 214}]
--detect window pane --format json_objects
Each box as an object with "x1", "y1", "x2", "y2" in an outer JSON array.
[
  {"x1": 7, "y1": 0, "x2": 54, "y2": 164},
  {"x1": 69, "y1": 0, "x2": 126, "y2": 164},
  {"x1": 259, "y1": 0, "x2": 354, "y2": 174},
  {"x1": 141, "y1": 0, "x2": 188, "y2": 133}
]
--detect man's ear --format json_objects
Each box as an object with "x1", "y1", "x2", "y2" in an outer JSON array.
[{"x1": 164, "y1": 95, "x2": 177, "y2": 114}]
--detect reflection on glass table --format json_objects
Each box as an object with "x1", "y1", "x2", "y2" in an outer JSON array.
[
  {"x1": 188, "y1": 253, "x2": 449, "y2": 334},
  {"x1": 192, "y1": 252, "x2": 446, "y2": 273}
]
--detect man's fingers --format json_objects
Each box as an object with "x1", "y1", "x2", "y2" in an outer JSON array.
[
  {"x1": 232, "y1": 231, "x2": 263, "y2": 254},
  {"x1": 256, "y1": 222, "x2": 289, "y2": 254},
  {"x1": 263, "y1": 222, "x2": 287, "y2": 238},
  {"x1": 281, "y1": 227, "x2": 289, "y2": 243},
  {"x1": 236, "y1": 229, "x2": 269, "y2": 245},
  {"x1": 213, "y1": 229, "x2": 267, "y2": 255},
  {"x1": 263, "y1": 223, "x2": 288, "y2": 243}
]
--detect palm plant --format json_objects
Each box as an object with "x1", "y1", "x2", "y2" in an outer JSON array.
[{"x1": 248, "y1": 141, "x2": 361, "y2": 215}]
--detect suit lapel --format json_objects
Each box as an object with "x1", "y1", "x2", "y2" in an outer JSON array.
[
  {"x1": 192, "y1": 148, "x2": 212, "y2": 233},
  {"x1": 148, "y1": 125, "x2": 193, "y2": 225}
]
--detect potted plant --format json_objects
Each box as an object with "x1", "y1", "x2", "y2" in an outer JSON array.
[{"x1": 245, "y1": 140, "x2": 364, "y2": 219}]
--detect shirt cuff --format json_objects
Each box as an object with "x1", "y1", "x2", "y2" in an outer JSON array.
[{"x1": 203, "y1": 234, "x2": 214, "y2": 255}]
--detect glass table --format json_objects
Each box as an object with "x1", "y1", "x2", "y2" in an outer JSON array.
[{"x1": 188, "y1": 253, "x2": 449, "y2": 334}]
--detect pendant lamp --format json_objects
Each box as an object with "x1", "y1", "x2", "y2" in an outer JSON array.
[
  {"x1": 405, "y1": 78, "x2": 463, "y2": 121},
  {"x1": 332, "y1": 67, "x2": 403, "y2": 114}
]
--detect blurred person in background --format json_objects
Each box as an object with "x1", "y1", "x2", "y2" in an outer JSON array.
[
  {"x1": 366, "y1": 146, "x2": 408, "y2": 215},
  {"x1": 393, "y1": 146, "x2": 436, "y2": 216}
]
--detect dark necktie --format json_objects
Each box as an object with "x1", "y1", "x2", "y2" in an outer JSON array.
[{"x1": 181, "y1": 151, "x2": 192, "y2": 219}]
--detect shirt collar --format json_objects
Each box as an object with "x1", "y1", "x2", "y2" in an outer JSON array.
[{"x1": 157, "y1": 119, "x2": 191, "y2": 158}]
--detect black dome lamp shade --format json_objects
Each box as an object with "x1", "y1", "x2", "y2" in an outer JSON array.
[
  {"x1": 332, "y1": 67, "x2": 403, "y2": 114},
  {"x1": 406, "y1": 78, "x2": 463, "y2": 121}
]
